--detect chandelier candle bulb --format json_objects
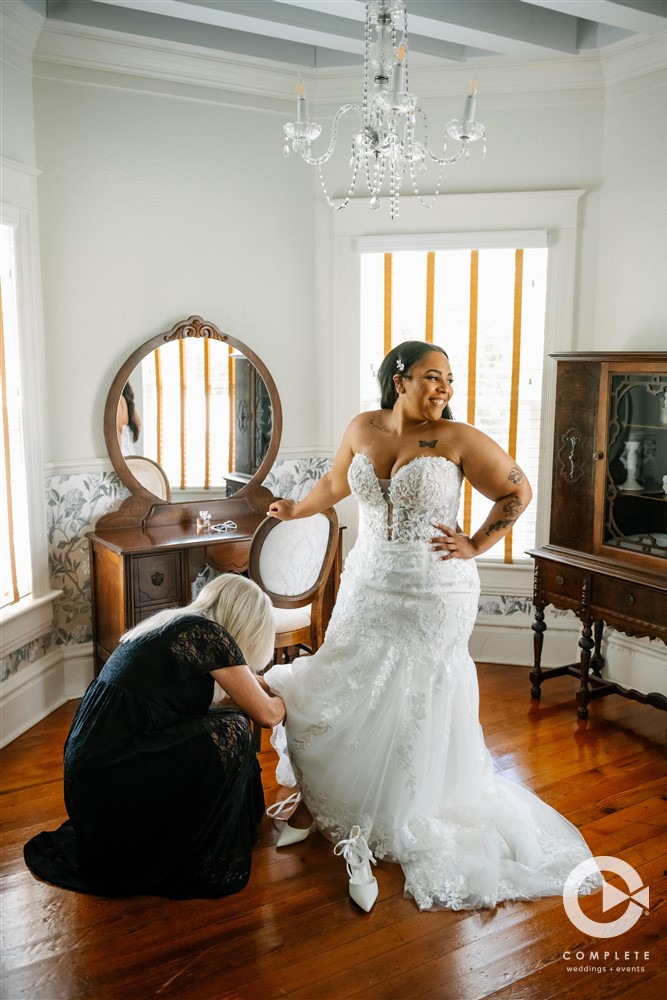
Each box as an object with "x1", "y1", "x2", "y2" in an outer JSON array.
[
  {"x1": 463, "y1": 76, "x2": 478, "y2": 122},
  {"x1": 391, "y1": 43, "x2": 407, "y2": 94},
  {"x1": 297, "y1": 78, "x2": 307, "y2": 124}
]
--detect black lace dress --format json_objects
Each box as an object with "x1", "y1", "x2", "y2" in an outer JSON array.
[{"x1": 24, "y1": 615, "x2": 265, "y2": 899}]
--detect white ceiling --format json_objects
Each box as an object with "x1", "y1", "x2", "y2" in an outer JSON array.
[{"x1": 42, "y1": 0, "x2": 667, "y2": 68}]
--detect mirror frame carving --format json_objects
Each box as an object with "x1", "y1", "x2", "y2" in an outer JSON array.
[{"x1": 101, "y1": 315, "x2": 282, "y2": 528}]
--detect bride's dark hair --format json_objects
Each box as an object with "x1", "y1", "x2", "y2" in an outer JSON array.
[{"x1": 377, "y1": 340, "x2": 454, "y2": 420}]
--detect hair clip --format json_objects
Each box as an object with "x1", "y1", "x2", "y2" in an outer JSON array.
[{"x1": 396, "y1": 358, "x2": 405, "y2": 372}]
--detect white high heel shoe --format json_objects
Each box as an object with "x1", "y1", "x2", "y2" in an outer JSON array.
[
  {"x1": 333, "y1": 826, "x2": 378, "y2": 912},
  {"x1": 266, "y1": 792, "x2": 314, "y2": 847}
]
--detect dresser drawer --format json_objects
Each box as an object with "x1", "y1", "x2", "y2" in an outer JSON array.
[
  {"x1": 590, "y1": 574, "x2": 667, "y2": 625},
  {"x1": 535, "y1": 560, "x2": 589, "y2": 607},
  {"x1": 132, "y1": 552, "x2": 181, "y2": 606}
]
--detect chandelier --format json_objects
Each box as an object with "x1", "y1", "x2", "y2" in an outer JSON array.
[{"x1": 283, "y1": 0, "x2": 485, "y2": 220}]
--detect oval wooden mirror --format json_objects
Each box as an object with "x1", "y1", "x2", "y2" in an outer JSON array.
[{"x1": 104, "y1": 316, "x2": 282, "y2": 507}]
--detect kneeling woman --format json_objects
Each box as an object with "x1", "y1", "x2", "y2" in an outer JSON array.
[{"x1": 24, "y1": 575, "x2": 285, "y2": 899}]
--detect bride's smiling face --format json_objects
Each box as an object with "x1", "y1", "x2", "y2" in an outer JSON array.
[{"x1": 395, "y1": 351, "x2": 454, "y2": 420}]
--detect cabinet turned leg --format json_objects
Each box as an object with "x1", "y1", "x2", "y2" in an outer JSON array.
[
  {"x1": 530, "y1": 606, "x2": 546, "y2": 700},
  {"x1": 576, "y1": 623, "x2": 595, "y2": 719},
  {"x1": 591, "y1": 620, "x2": 604, "y2": 677}
]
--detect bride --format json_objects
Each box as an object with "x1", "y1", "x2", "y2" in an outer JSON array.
[{"x1": 264, "y1": 340, "x2": 600, "y2": 912}]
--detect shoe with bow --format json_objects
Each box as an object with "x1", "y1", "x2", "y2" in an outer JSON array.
[
  {"x1": 333, "y1": 826, "x2": 378, "y2": 912},
  {"x1": 266, "y1": 792, "x2": 314, "y2": 847}
]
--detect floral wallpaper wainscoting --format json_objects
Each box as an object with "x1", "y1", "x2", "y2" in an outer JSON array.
[
  {"x1": 46, "y1": 473, "x2": 130, "y2": 646},
  {"x1": 263, "y1": 457, "x2": 333, "y2": 502},
  {"x1": 0, "y1": 472, "x2": 127, "y2": 683}
]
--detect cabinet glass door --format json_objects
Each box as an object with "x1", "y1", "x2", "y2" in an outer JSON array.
[{"x1": 603, "y1": 371, "x2": 667, "y2": 561}]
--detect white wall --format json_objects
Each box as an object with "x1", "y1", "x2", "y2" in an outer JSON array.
[
  {"x1": 32, "y1": 56, "x2": 321, "y2": 463},
  {"x1": 594, "y1": 42, "x2": 667, "y2": 349},
  {"x1": 0, "y1": 1, "x2": 38, "y2": 167}
]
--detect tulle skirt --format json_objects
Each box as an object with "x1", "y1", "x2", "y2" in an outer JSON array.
[{"x1": 265, "y1": 538, "x2": 600, "y2": 910}]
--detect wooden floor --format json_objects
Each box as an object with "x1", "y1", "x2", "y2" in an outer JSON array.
[{"x1": 1, "y1": 663, "x2": 666, "y2": 1000}]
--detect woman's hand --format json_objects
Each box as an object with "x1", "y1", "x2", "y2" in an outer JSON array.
[
  {"x1": 431, "y1": 524, "x2": 478, "y2": 561},
  {"x1": 268, "y1": 498, "x2": 296, "y2": 520}
]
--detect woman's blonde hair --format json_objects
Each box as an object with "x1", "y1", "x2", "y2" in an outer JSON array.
[{"x1": 119, "y1": 573, "x2": 275, "y2": 673}]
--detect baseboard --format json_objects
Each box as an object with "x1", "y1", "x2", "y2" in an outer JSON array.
[
  {"x1": 0, "y1": 643, "x2": 95, "y2": 748},
  {"x1": 0, "y1": 650, "x2": 66, "y2": 748},
  {"x1": 63, "y1": 642, "x2": 95, "y2": 698},
  {"x1": 603, "y1": 630, "x2": 667, "y2": 698},
  {"x1": 471, "y1": 616, "x2": 667, "y2": 698},
  {"x1": 470, "y1": 615, "x2": 580, "y2": 668}
]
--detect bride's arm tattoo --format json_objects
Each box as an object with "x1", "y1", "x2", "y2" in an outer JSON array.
[
  {"x1": 508, "y1": 466, "x2": 524, "y2": 485},
  {"x1": 485, "y1": 496, "x2": 525, "y2": 536}
]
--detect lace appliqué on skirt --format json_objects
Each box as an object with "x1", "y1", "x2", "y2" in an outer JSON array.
[{"x1": 265, "y1": 453, "x2": 602, "y2": 911}]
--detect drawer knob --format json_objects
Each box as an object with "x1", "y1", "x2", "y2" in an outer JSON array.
[
  {"x1": 625, "y1": 593, "x2": 635, "y2": 606},
  {"x1": 151, "y1": 572, "x2": 165, "y2": 587},
  {"x1": 556, "y1": 574, "x2": 565, "y2": 586},
  {"x1": 592, "y1": 451, "x2": 604, "y2": 461}
]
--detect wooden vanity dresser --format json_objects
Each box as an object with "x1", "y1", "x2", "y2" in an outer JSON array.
[{"x1": 88, "y1": 491, "x2": 272, "y2": 672}]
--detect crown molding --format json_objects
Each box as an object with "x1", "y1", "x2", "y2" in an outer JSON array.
[
  {"x1": 0, "y1": 156, "x2": 41, "y2": 179},
  {"x1": 1, "y1": 0, "x2": 43, "y2": 60},
  {"x1": 601, "y1": 32, "x2": 667, "y2": 88},
  {"x1": 32, "y1": 15, "x2": 665, "y2": 109},
  {"x1": 33, "y1": 17, "x2": 296, "y2": 110}
]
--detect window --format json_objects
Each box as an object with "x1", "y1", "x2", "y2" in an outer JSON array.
[
  {"x1": 360, "y1": 243, "x2": 548, "y2": 563},
  {"x1": 0, "y1": 179, "x2": 58, "y2": 660},
  {"x1": 0, "y1": 222, "x2": 31, "y2": 607}
]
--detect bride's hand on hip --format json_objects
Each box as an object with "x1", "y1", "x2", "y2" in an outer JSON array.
[
  {"x1": 268, "y1": 498, "x2": 296, "y2": 520},
  {"x1": 431, "y1": 524, "x2": 477, "y2": 560}
]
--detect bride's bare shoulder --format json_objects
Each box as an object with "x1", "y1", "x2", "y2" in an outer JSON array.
[{"x1": 346, "y1": 409, "x2": 391, "y2": 439}]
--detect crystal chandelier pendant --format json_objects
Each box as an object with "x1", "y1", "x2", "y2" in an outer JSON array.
[{"x1": 282, "y1": 0, "x2": 485, "y2": 218}]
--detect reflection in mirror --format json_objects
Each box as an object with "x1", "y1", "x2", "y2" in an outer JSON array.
[
  {"x1": 117, "y1": 381, "x2": 142, "y2": 457},
  {"x1": 116, "y1": 339, "x2": 273, "y2": 502}
]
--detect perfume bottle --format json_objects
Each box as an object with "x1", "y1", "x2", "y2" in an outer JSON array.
[{"x1": 197, "y1": 510, "x2": 211, "y2": 532}]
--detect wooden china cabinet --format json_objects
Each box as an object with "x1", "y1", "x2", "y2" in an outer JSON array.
[{"x1": 528, "y1": 352, "x2": 667, "y2": 718}]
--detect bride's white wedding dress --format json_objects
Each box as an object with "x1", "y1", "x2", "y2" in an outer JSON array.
[{"x1": 265, "y1": 453, "x2": 600, "y2": 911}]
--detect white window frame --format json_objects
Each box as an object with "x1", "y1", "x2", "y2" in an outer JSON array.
[
  {"x1": 0, "y1": 159, "x2": 60, "y2": 657},
  {"x1": 328, "y1": 190, "x2": 584, "y2": 599}
]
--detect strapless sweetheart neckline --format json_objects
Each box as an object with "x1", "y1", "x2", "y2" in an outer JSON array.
[{"x1": 355, "y1": 451, "x2": 460, "y2": 484}]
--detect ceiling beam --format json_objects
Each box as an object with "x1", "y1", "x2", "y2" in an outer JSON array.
[
  {"x1": 523, "y1": 0, "x2": 667, "y2": 34},
  {"x1": 279, "y1": 0, "x2": 581, "y2": 55},
  {"x1": 404, "y1": 1, "x2": 580, "y2": 54},
  {"x1": 90, "y1": 0, "x2": 469, "y2": 60}
]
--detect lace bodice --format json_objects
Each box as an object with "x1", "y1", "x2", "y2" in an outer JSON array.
[{"x1": 348, "y1": 452, "x2": 462, "y2": 544}]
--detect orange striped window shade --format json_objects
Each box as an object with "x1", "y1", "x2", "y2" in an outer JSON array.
[{"x1": 360, "y1": 245, "x2": 548, "y2": 563}]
